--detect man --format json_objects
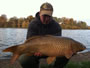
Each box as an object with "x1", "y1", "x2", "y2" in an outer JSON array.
[{"x1": 19, "y1": 2, "x2": 69, "y2": 68}]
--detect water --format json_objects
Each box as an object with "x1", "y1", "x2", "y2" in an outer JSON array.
[
  {"x1": 62, "y1": 30, "x2": 90, "y2": 52},
  {"x1": 0, "y1": 28, "x2": 27, "y2": 58},
  {"x1": 0, "y1": 28, "x2": 90, "y2": 58},
  {"x1": 62, "y1": 30, "x2": 90, "y2": 48}
]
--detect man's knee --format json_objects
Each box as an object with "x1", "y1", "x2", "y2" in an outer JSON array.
[
  {"x1": 53, "y1": 57, "x2": 69, "y2": 68},
  {"x1": 18, "y1": 55, "x2": 39, "y2": 68}
]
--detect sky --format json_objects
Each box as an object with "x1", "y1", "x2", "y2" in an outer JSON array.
[{"x1": 0, "y1": 0, "x2": 90, "y2": 26}]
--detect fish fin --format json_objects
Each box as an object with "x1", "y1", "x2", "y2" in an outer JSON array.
[
  {"x1": 65, "y1": 50, "x2": 73, "y2": 59},
  {"x1": 25, "y1": 36, "x2": 43, "y2": 43},
  {"x1": 46, "y1": 57, "x2": 56, "y2": 64},
  {"x1": 3, "y1": 46, "x2": 18, "y2": 53},
  {"x1": 11, "y1": 54, "x2": 20, "y2": 64}
]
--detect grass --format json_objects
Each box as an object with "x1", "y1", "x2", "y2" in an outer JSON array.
[
  {"x1": 65, "y1": 61, "x2": 90, "y2": 68},
  {"x1": 40, "y1": 61, "x2": 90, "y2": 68}
]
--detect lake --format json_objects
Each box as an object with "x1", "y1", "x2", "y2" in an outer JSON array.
[{"x1": 0, "y1": 28, "x2": 90, "y2": 58}]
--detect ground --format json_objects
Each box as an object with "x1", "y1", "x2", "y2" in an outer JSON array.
[{"x1": 70, "y1": 52, "x2": 90, "y2": 62}]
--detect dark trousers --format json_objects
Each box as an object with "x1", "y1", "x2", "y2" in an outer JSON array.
[
  {"x1": 19, "y1": 55, "x2": 69, "y2": 68},
  {"x1": 53, "y1": 57, "x2": 69, "y2": 68}
]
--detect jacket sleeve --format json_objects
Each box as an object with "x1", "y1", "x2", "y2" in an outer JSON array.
[
  {"x1": 26, "y1": 22, "x2": 38, "y2": 39},
  {"x1": 53, "y1": 22, "x2": 62, "y2": 36},
  {"x1": 54, "y1": 26, "x2": 62, "y2": 36},
  {"x1": 54, "y1": 29, "x2": 62, "y2": 36}
]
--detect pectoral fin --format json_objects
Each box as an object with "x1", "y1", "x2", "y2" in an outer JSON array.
[
  {"x1": 46, "y1": 57, "x2": 56, "y2": 64},
  {"x1": 65, "y1": 50, "x2": 73, "y2": 59}
]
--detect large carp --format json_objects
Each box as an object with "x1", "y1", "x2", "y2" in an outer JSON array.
[{"x1": 3, "y1": 35, "x2": 86, "y2": 64}]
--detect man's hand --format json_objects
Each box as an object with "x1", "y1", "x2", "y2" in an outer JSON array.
[{"x1": 34, "y1": 52, "x2": 42, "y2": 56}]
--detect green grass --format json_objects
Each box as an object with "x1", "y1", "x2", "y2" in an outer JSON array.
[
  {"x1": 40, "y1": 61, "x2": 90, "y2": 68},
  {"x1": 65, "y1": 61, "x2": 90, "y2": 68}
]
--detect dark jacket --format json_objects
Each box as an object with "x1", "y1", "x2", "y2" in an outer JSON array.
[{"x1": 26, "y1": 12, "x2": 62, "y2": 39}]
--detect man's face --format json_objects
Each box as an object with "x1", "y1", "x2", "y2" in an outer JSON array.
[{"x1": 40, "y1": 14, "x2": 52, "y2": 24}]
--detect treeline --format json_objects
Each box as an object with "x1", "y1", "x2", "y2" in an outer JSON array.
[
  {"x1": 53, "y1": 17, "x2": 89, "y2": 29},
  {"x1": 0, "y1": 14, "x2": 34, "y2": 28},
  {"x1": 0, "y1": 14, "x2": 89, "y2": 29}
]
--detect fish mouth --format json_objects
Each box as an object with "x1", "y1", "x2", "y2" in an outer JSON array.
[{"x1": 83, "y1": 46, "x2": 86, "y2": 50}]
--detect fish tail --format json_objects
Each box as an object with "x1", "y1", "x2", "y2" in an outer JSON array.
[{"x1": 3, "y1": 46, "x2": 18, "y2": 52}]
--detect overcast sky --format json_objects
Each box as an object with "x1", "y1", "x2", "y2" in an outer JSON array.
[{"x1": 0, "y1": 0, "x2": 90, "y2": 25}]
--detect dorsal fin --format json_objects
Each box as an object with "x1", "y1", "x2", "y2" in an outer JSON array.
[
  {"x1": 25, "y1": 36, "x2": 43, "y2": 43},
  {"x1": 25, "y1": 35, "x2": 53, "y2": 43}
]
